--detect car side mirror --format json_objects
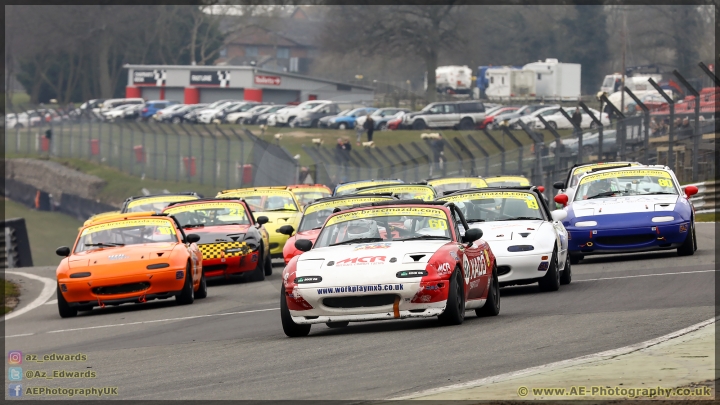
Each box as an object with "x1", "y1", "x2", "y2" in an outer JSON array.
[
  {"x1": 256, "y1": 216, "x2": 269, "y2": 225},
  {"x1": 56, "y1": 246, "x2": 71, "y2": 257},
  {"x1": 295, "y1": 239, "x2": 313, "y2": 252},
  {"x1": 553, "y1": 181, "x2": 565, "y2": 190},
  {"x1": 554, "y1": 194, "x2": 569, "y2": 207},
  {"x1": 551, "y1": 210, "x2": 567, "y2": 222},
  {"x1": 186, "y1": 233, "x2": 201, "y2": 243},
  {"x1": 684, "y1": 185, "x2": 698, "y2": 198},
  {"x1": 278, "y1": 225, "x2": 295, "y2": 236},
  {"x1": 537, "y1": 186, "x2": 545, "y2": 193},
  {"x1": 462, "y1": 228, "x2": 483, "y2": 244}
]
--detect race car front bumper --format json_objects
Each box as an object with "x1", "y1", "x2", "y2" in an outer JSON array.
[
  {"x1": 567, "y1": 221, "x2": 689, "y2": 255},
  {"x1": 202, "y1": 251, "x2": 260, "y2": 279},
  {"x1": 495, "y1": 251, "x2": 554, "y2": 286}
]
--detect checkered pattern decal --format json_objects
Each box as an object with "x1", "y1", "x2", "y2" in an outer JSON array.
[
  {"x1": 218, "y1": 71, "x2": 230, "y2": 87},
  {"x1": 198, "y1": 241, "x2": 252, "y2": 259},
  {"x1": 153, "y1": 69, "x2": 167, "y2": 86}
]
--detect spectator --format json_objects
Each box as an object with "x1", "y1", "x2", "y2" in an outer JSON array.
[
  {"x1": 678, "y1": 117, "x2": 692, "y2": 137},
  {"x1": 298, "y1": 166, "x2": 310, "y2": 184},
  {"x1": 660, "y1": 118, "x2": 670, "y2": 135},
  {"x1": 336, "y1": 137, "x2": 352, "y2": 182},
  {"x1": 363, "y1": 114, "x2": 375, "y2": 142},
  {"x1": 571, "y1": 107, "x2": 582, "y2": 138},
  {"x1": 649, "y1": 117, "x2": 660, "y2": 137},
  {"x1": 604, "y1": 103, "x2": 613, "y2": 124},
  {"x1": 355, "y1": 121, "x2": 364, "y2": 145},
  {"x1": 430, "y1": 134, "x2": 445, "y2": 177},
  {"x1": 614, "y1": 78, "x2": 622, "y2": 92}
]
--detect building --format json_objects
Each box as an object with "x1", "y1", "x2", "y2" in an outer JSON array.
[{"x1": 123, "y1": 64, "x2": 374, "y2": 105}]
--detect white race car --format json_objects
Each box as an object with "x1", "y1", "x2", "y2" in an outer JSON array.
[
  {"x1": 439, "y1": 187, "x2": 570, "y2": 291},
  {"x1": 280, "y1": 200, "x2": 499, "y2": 337}
]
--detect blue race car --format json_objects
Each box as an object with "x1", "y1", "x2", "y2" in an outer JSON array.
[{"x1": 554, "y1": 165, "x2": 698, "y2": 264}]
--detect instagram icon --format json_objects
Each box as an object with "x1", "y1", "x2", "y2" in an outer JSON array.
[{"x1": 8, "y1": 351, "x2": 22, "y2": 365}]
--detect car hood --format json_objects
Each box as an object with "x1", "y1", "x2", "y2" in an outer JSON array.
[
  {"x1": 468, "y1": 220, "x2": 546, "y2": 241},
  {"x1": 185, "y1": 224, "x2": 251, "y2": 243},
  {"x1": 298, "y1": 240, "x2": 448, "y2": 264},
  {"x1": 569, "y1": 195, "x2": 679, "y2": 217},
  {"x1": 68, "y1": 243, "x2": 179, "y2": 268},
  {"x1": 257, "y1": 211, "x2": 302, "y2": 229}
]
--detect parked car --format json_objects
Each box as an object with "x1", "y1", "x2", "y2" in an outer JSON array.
[
  {"x1": 123, "y1": 104, "x2": 144, "y2": 120},
  {"x1": 514, "y1": 105, "x2": 562, "y2": 128},
  {"x1": 226, "y1": 105, "x2": 272, "y2": 125},
  {"x1": 548, "y1": 129, "x2": 618, "y2": 156},
  {"x1": 402, "y1": 100, "x2": 486, "y2": 130},
  {"x1": 318, "y1": 109, "x2": 350, "y2": 128},
  {"x1": 216, "y1": 102, "x2": 263, "y2": 124},
  {"x1": 356, "y1": 108, "x2": 410, "y2": 130},
  {"x1": 6, "y1": 112, "x2": 41, "y2": 128},
  {"x1": 158, "y1": 104, "x2": 207, "y2": 124},
  {"x1": 153, "y1": 104, "x2": 187, "y2": 122},
  {"x1": 256, "y1": 105, "x2": 289, "y2": 125},
  {"x1": 327, "y1": 107, "x2": 377, "y2": 130},
  {"x1": 291, "y1": 103, "x2": 342, "y2": 128},
  {"x1": 491, "y1": 104, "x2": 548, "y2": 129},
  {"x1": 531, "y1": 107, "x2": 609, "y2": 130},
  {"x1": 273, "y1": 100, "x2": 333, "y2": 127},
  {"x1": 197, "y1": 101, "x2": 244, "y2": 124},
  {"x1": 97, "y1": 98, "x2": 144, "y2": 116},
  {"x1": 138, "y1": 100, "x2": 178, "y2": 121},
  {"x1": 479, "y1": 106, "x2": 520, "y2": 129},
  {"x1": 386, "y1": 111, "x2": 407, "y2": 130},
  {"x1": 103, "y1": 104, "x2": 137, "y2": 121}
]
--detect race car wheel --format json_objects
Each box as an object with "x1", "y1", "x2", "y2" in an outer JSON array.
[
  {"x1": 57, "y1": 285, "x2": 78, "y2": 318},
  {"x1": 569, "y1": 253, "x2": 583, "y2": 265},
  {"x1": 476, "y1": 265, "x2": 500, "y2": 317},
  {"x1": 538, "y1": 250, "x2": 560, "y2": 292},
  {"x1": 459, "y1": 118, "x2": 474, "y2": 130},
  {"x1": 412, "y1": 120, "x2": 427, "y2": 130},
  {"x1": 677, "y1": 222, "x2": 696, "y2": 256},
  {"x1": 195, "y1": 271, "x2": 208, "y2": 299},
  {"x1": 326, "y1": 321, "x2": 349, "y2": 328},
  {"x1": 439, "y1": 269, "x2": 465, "y2": 325},
  {"x1": 280, "y1": 286, "x2": 311, "y2": 337},
  {"x1": 175, "y1": 262, "x2": 195, "y2": 305},
  {"x1": 248, "y1": 251, "x2": 265, "y2": 282},
  {"x1": 560, "y1": 253, "x2": 572, "y2": 285},
  {"x1": 338, "y1": 122, "x2": 347, "y2": 130},
  {"x1": 263, "y1": 249, "x2": 273, "y2": 276}
]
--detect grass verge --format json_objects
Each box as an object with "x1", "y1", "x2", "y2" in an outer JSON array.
[
  {"x1": 695, "y1": 212, "x2": 716, "y2": 222},
  {"x1": 3, "y1": 278, "x2": 20, "y2": 314}
]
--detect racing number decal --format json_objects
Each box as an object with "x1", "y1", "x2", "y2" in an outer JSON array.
[
  {"x1": 658, "y1": 179, "x2": 673, "y2": 187},
  {"x1": 428, "y1": 219, "x2": 448, "y2": 230},
  {"x1": 525, "y1": 195, "x2": 539, "y2": 210}
]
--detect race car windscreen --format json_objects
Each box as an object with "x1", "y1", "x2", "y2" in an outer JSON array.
[
  {"x1": 222, "y1": 191, "x2": 299, "y2": 212},
  {"x1": 574, "y1": 169, "x2": 678, "y2": 201},
  {"x1": 440, "y1": 191, "x2": 543, "y2": 222},
  {"x1": 357, "y1": 186, "x2": 436, "y2": 201},
  {"x1": 334, "y1": 180, "x2": 403, "y2": 196},
  {"x1": 569, "y1": 163, "x2": 641, "y2": 187},
  {"x1": 292, "y1": 190, "x2": 332, "y2": 205},
  {"x1": 429, "y1": 178, "x2": 488, "y2": 195},
  {"x1": 484, "y1": 177, "x2": 531, "y2": 187},
  {"x1": 314, "y1": 207, "x2": 451, "y2": 248},
  {"x1": 163, "y1": 202, "x2": 251, "y2": 228},
  {"x1": 297, "y1": 196, "x2": 394, "y2": 232},
  {"x1": 125, "y1": 195, "x2": 199, "y2": 213},
  {"x1": 74, "y1": 219, "x2": 179, "y2": 253}
]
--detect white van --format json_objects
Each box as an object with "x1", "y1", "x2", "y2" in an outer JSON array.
[{"x1": 96, "y1": 98, "x2": 145, "y2": 115}]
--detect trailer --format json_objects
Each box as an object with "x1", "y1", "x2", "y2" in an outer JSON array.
[
  {"x1": 426, "y1": 65, "x2": 473, "y2": 95},
  {"x1": 522, "y1": 58, "x2": 581, "y2": 100},
  {"x1": 483, "y1": 67, "x2": 537, "y2": 100}
]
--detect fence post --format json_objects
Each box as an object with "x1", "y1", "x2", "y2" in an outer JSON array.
[
  {"x1": 648, "y1": 78, "x2": 675, "y2": 171},
  {"x1": 373, "y1": 148, "x2": 395, "y2": 179},
  {"x1": 215, "y1": 126, "x2": 232, "y2": 189},
  {"x1": 154, "y1": 123, "x2": 172, "y2": 181},
  {"x1": 396, "y1": 144, "x2": 421, "y2": 181},
  {"x1": 364, "y1": 148, "x2": 385, "y2": 179},
  {"x1": 698, "y1": 62, "x2": 720, "y2": 87},
  {"x1": 481, "y1": 128, "x2": 506, "y2": 174},
  {"x1": 579, "y1": 101, "x2": 604, "y2": 161},
  {"x1": 673, "y1": 69, "x2": 701, "y2": 182},
  {"x1": 624, "y1": 87, "x2": 650, "y2": 164},
  {"x1": 501, "y1": 126, "x2": 523, "y2": 175},
  {"x1": 600, "y1": 95, "x2": 626, "y2": 160},
  {"x1": 517, "y1": 120, "x2": 544, "y2": 187},
  {"x1": 180, "y1": 124, "x2": 196, "y2": 183},
  {"x1": 166, "y1": 124, "x2": 186, "y2": 182},
  {"x1": 385, "y1": 146, "x2": 408, "y2": 179},
  {"x1": 536, "y1": 115, "x2": 564, "y2": 183},
  {"x1": 228, "y1": 128, "x2": 245, "y2": 187}
]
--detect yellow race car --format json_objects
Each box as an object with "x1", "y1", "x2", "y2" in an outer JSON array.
[
  {"x1": 482, "y1": 175, "x2": 531, "y2": 187},
  {"x1": 216, "y1": 188, "x2": 302, "y2": 258},
  {"x1": 427, "y1": 177, "x2": 488, "y2": 196},
  {"x1": 82, "y1": 211, "x2": 121, "y2": 229},
  {"x1": 355, "y1": 183, "x2": 437, "y2": 200}
]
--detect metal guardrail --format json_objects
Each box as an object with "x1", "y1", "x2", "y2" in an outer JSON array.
[
  {"x1": 1, "y1": 218, "x2": 33, "y2": 268},
  {"x1": 687, "y1": 180, "x2": 718, "y2": 214}
]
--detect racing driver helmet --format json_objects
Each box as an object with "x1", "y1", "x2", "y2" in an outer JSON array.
[{"x1": 345, "y1": 219, "x2": 380, "y2": 241}]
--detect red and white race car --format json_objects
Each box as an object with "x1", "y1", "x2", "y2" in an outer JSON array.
[{"x1": 280, "y1": 200, "x2": 500, "y2": 337}]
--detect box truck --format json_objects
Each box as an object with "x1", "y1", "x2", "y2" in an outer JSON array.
[
  {"x1": 522, "y1": 58, "x2": 581, "y2": 100},
  {"x1": 484, "y1": 67, "x2": 537, "y2": 100}
]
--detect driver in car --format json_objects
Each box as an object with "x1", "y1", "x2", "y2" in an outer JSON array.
[{"x1": 585, "y1": 178, "x2": 619, "y2": 199}]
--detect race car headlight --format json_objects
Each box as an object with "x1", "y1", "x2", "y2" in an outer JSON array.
[
  {"x1": 651, "y1": 216, "x2": 674, "y2": 223},
  {"x1": 507, "y1": 245, "x2": 534, "y2": 252},
  {"x1": 294, "y1": 276, "x2": 322, "y2": 284},
  {"x1": 69, "y1": 272, "x2": 92, "y2": 278},
  {"x1": 574, "y1": 221, "x2": 597, "y2": 227}
]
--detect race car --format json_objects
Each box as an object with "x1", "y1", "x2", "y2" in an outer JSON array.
[
  {"x1": 483, "y1": 175, "x2": 531, "y2": 187},
  {"x1": 439, "y1": 187, "x2": 570, "y2": 290},
  {"x1": 121, "y1": 192, "x2": 201, "y2": 213},
  {"x1": 163, "y1": 198, "x2": 272, "y2": 281},
  {"x1": 554, "y1": 165, "x2": 698, "y2": 263},
  {"x1": 55, "y1": 212, "x2": 206, "y2": 318},
  {"x1": 552, "y1": 162, "x2": 642, "y2": 204},
  {"x1": 216, "y1": 188, "x2": 302, "y2": 258},
  {"x1": 280, "y1": 200, "x2": 499, "y2": 337},
  {"x1": 332, "y1": 179, "x2": 404, "y2": 196},
  {"x1": 355, "y1": 183, "x2": 437, "y2": 200},
  {"x1": 279, "y1": 194, "x2": 396, "y2": 264},
  {"x1": 286, "y1": 184, "x2": 332, "y2": 206},
  {"x1": 427, "y1": 177, "x2": 488, "y2": 195}
]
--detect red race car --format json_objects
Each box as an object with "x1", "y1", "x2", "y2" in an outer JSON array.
[{"x1": 163, "y1": 198, "x2": 272, "y2": 282}]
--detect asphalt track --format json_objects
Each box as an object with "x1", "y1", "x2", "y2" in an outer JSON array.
[{"x1": 3, "y1": 223, "x2": 715, "y2": 400}]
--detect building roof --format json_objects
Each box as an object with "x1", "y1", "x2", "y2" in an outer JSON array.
[{"x1": 219, "y1": 13, "x2": 322, "y2": 48}]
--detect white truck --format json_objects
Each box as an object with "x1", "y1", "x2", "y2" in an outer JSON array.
[
  {"x1": 522, "y1": 58, "x2": 581, "y2": 101},
  {"x1": 427, "y1": 65, "x2": 473, "y2": 95},
  {"x1": 600, "y1": 74, "x2": 663, "y2": 95},
  {"x1": 484, "y1": 67, "x2": 537, "y2": 100}
]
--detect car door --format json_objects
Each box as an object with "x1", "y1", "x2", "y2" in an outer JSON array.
[
  {"x1": 452, "y1": 208, "x2": 486, "y2": 300},
  {"x1": 442, "y1": 104, "x2": 460, "y2": 127},
  {"x1": 424, "y1": 104, "x2": 444, "y2": 127}
]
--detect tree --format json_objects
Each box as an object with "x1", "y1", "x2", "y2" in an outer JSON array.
[{"x1": 560, "y1": 5, "x2": 610, "y2": 94}]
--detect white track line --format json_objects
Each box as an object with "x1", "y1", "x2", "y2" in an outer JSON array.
[
  {"x1": 574, "y1": 268, "x2": 717, "y2": 283},
  {"x1": 3, "y1": 271, "x2": 57, "y2": 322},
  {"x1": 392, "y1": 316, "x2": 719, "y2": 400},
  {"x1": 44, "y1": 299, "x2": 58, "y2": 305}
]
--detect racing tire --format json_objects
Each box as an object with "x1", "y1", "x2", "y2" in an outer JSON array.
[
  {"x1": 476, "y1": 265, "x2": 500, "y2": 317},
  {"x1": 235, "y1": 118, "x2": 243, "y2": 125},
  {"x1": 264, "y1": 249, "x2": 273, "y2": 276},
  {"x1": 248, "y1": 251, "x2": 266, "y2": 282},
  {"x1": 459, "y1": 118, "x2": 474, "y2": 130},
  {"x1": 412, "y1": 120, "x2": 427, "y2": 130},
  {"x1": 677, "y1": 222, "x2": 696, "y2": 256},
  {"x1": 326, "y1": 321, "x2": 349, "y2": 328},
  {"x1": 280, "y1": 286, "x2": 311, "y2": 337},
  {"x1": 57, "y1": 285, "x2": 78, "y2": 318},
  {"x1": 569, "y1": 253, "x2": 583, "y2": 265},
  {"x1": 195, "y1": 271, "x2": 208, "y2": 299},
  {"x1": 438, "y1": 269, "x2": 465, "y2": 325},
  {"x1": 338, "y1": 122, "x2": 347, "y2": 130},
  {"x1": 175, "y1": 263, "x2": 195, "y2": 305},
  {"x1": 538, "y1": 250, "x2": 560, "y2": 292},
  {"x1": 560, "y1": 253, "x2": 572, "y2": 285}
]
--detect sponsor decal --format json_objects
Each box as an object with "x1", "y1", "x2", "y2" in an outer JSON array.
[
  {"x1": 485, "y1": 176, "x2": 530, "y2": 186},
  {"x1": 107, "y1": 254, "x2": 128, "y2": 260},
  {"x1": 437, "y1": 262, "x2": 452, "y2": 274},
  {"x1": 316, "y1": 283, "x2": 404, "y2": 295},
  {"x1": 462, "y1": 253, "x2": 487, "y2": 284},
  {"x1": 578, "y1": 169, "x2": 672, "y2": 185},
  {"x1": 303, "y1": 197, "x2": 391, "y2": 215},
  {"x1": 133, "y1": 69, "x2": 165, "y2": 86},
  {"x1": 82, "y1": 219, "x2": 174, "y2": 235},
  {"x1": 538, "y1": 261, "x2": 550, "y2": 271},
  {"x1": 357, "y1": 186, "x2": 436, "y2": 201},
  {"x1": 429, "y1": 177, "x2": 488, "y2": 187},
  {"x1": 295, "y1": 276, "x2": 322, "y2": 284},
  {"x1": 190, "y1": 70, "x2": 231, "y2": 87},
  {"x1": 254, "y1": 75, "x2": 281, "y2": 86},
  {"x1": 469, "y1": 280, "x2": 480, "y2": 289},
  {"x1": 326, "y1": 207, "x2": 447, "y2": 226},
  {"x1": 164, "y1": 202, "x2": 246, "y2": 216},
  {"x1": 419, "y1": 294, "x2": 432, "y2": 302},
  {"x1": 396, "y1": 270, "x2": 428, "y2": 278},
  {"x1": 448, "y1": 251, "x2": 459, "y2": 261},
  {"x1": 126, "y1": 196, "x2": 197, "y2": 209},
  {"x1": 335, "y1": 180, "x2": 402, "y2": 194},
  {"x1": 440, "y1": 191, "x2": 539, "y2": 210},
  {"x1": 336, "y1": 256, "x2": 386, "y2": 266},
  {"x1": 354, "y1": 242, "x2": 392, "y2": 251}
]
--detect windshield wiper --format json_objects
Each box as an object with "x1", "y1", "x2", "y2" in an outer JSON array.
[
  {"x1": 397, "y1": 235, "x2": 450, "y2": 241},
  {"x1": 183, "y1": 224, "x2": 204, "y2": 229},
  {"x1": 638, "y1": 192, "x2": 676, "y2": 195},
  {"x1": 495, "y1": 217, "x2": 543, "y2": 221},
  {"x1": 466, "y1": 219, "x2": 485, "y2": 223},
  {"x1": 266, "y1": 208, "x2": 297, "y2": 212},
  {"x1": 329, "y1": 237, "x2": 383, "y2": 246},
  {"x1": 85, "y1": 242, "x2": 124, "y2": 248},
  {"x1": 587, "y1": 191, "x2": 620, "y2": 200}
]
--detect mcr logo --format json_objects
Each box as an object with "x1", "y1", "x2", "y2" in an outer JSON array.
[{"x1": 336, "y1": 256, "x2": 386, "y2": 266}]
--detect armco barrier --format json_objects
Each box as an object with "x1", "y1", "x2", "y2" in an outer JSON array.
[
  {"x1": 687, "y1": 180, "x2": 718, "y2": 213},
  {"x1": 1, "y1": 218, "x2": 33, "y2": 268}
]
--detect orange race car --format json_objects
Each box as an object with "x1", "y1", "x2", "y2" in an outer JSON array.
[
  {"x1": 55, "y1": 212, "x2": 206, "y2": 318},
  {"x1": 162, "y1": 198, "x2": 272, "y2": 281}
]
